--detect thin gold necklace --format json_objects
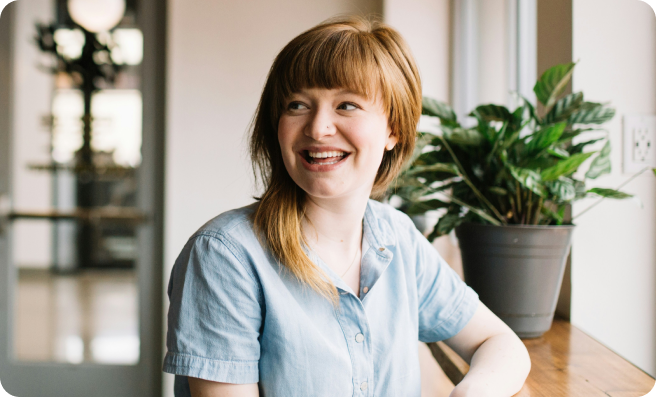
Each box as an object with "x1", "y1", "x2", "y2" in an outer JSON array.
[
  {"x1": 305, "y1": 219, "x2": 363, "y2": 278},
  {"x1": 306, "y1": 228, "x2": 362, "y2": 278},
  {"x1": 339, "y1": 244, "x2": 361, "y2": 278}
]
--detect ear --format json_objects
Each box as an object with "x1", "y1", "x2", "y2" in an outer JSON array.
[{"x1": 385, "y1": 125, "x2": 398, "y2": 151}]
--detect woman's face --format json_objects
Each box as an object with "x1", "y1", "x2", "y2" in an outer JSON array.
[{"x1": 278, "y1": 87, "x2": 397, "y2": 201}]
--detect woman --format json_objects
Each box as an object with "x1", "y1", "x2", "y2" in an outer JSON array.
[{"x1": 164, "y1": 16, "x2": 531, "y2": 397}]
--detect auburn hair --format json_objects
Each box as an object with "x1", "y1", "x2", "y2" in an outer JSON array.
[{"x1": 250, "y1": 16, "x2": 422, "y2": 302}]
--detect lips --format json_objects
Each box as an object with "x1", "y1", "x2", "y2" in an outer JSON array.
[
  {"x1": 305, "y1": 150, "x2": 347, "y2": 164},
  {"x1": 298, "y1": 147, "x2": 350, "y2": 170}
]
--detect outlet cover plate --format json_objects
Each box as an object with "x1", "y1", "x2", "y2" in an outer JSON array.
[{"x1": 623, "y1": 115, "x2": 656, "y2": 173}]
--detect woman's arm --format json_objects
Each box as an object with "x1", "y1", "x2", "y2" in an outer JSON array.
[
  {"x1": 188, "y1": 378, "x2": 259, "y2": 397},
  {"x1": 444, "y1": 301, "x2": 531, "y2": 397}
]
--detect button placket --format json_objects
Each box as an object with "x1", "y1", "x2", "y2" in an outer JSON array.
[{"x1": 337, "y1": 295, "x2": 373, "y2": 397}]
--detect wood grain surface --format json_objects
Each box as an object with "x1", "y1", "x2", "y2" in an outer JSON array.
[{"x1": 428, "y1": 318, "x2": 655, "y2": 396}]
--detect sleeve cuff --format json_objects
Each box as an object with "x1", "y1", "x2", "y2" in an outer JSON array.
[{"x1": 163, "y1": 352, "x2": 259, "y2": 384}]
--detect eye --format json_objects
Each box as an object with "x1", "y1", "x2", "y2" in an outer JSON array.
[
  {"x1": 338, "y1": 102, "x2": 359, "y2": 111},
  {"x1": 287, "y1": 101, "x2": 308, "y2": 111}
]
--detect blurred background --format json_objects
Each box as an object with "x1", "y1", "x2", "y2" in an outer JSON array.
[{"x1": 0, "y1": 0, "x2": 654, "y2": 396}]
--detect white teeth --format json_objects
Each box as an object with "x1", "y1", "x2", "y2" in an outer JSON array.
[{"x1": 308, "y1": 151, "x2": 346, "y2": 158}]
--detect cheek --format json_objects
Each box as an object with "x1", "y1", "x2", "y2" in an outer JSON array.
[
  {"x1": 350, "y1": 119, "x2": 390, "y2": 159},
  {"x1": 277, "y1": 118, "x2": 296, "y2": 156}
]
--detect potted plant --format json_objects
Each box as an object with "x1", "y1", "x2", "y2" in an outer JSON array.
[{"x1": 389, "y1": 62, "x2": 649, "y2": 338}]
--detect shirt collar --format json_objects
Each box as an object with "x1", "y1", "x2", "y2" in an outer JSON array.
[
  {"x1": 303, "y1": 200, "x2": 397, "y2": 296},
  {"x1": 362, "y1": 200, "x2": 397, "y2": 253}
]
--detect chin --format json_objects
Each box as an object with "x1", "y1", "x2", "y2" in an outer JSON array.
[{"x1": 299, "y1": 184, "x2": 345, "y2": 199}]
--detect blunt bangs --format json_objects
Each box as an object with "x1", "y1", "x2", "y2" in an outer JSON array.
[{"x1": 271, "y1": 24, "x2": 394, "y2": 118}]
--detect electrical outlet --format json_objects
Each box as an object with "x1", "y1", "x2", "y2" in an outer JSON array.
[{"x1": 623, "y1": 115, "x2": 656, "y2": 173}]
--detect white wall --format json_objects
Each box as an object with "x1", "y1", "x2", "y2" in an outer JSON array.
[
  {"x1": 383, "y1": 0, "x2": 450, "y2": 102},
  {"x1": 572, "y1": 0, "x2": 656, "y2": 376},
  {"x1": 477, "y1": 0, "x2": 509, "y2": 106},
  {"x1": 164, "y1": 1, "x2": 382, "y2": 394},
  {"x1": 11, "y1": 0, "x2": 53, "y2": 268}
]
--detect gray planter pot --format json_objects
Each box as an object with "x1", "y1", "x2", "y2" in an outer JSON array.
[{"x1": 455, "y1": 222, "x2": 574, "y2": 338}]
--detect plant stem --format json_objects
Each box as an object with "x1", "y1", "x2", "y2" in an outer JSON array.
[
  {"x1": 498, "y1": 196, "x2": 508, "y2": 217},
  {"x1": 515, "y1": 180, "x2": 522, "y2": 220},
  {"x1": 437, "y1": 136, "x2": 507, "y2": 224},
  {"x1": 443, "y1": 194, "x2": 502, "y2": 226},
  {"x1": 572, "y1": 166, "x2": 650, "y2": 221},
  {"x1": 509, "y1": 196, "x2": 520, "y2": 223},
  {"x1": 526, "y1": 190, "x2": 533, "y2": 225},
  {"x1": 533, "y1": 197, "x2": 543, "y2": 225}
]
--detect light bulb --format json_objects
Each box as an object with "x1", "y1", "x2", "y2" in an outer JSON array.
[{"x1": 67, "y1": 0, "x2": 126, "y2": 33}]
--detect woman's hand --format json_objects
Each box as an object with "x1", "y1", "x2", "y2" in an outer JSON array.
[
  {"x1": 444, "y1": 302, "x2": 531, "y2": 397},
  {"x1": 188, "y1": 377, "x2": 259, "y2": 397}
]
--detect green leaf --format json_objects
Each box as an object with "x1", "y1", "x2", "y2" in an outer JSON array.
[
  {"x1": 540, "y1": 152, "x2": 595, "y2": 181},
  {"x1": 574, "y1": 179, "x2": 587, "y2": 199},
  {"x1": 444, "y1": 128, "x2": 484, "y2": 147},
  {"x1": 499, "y1": 124, "x2": 523, "y2": 152},
  {"x1": 568, "y1": 137, "x2": 605, "y2": 155},
  {"x1": 547, "y1": 147, "x2": 570, "y2": 159},
  {"x1": 509, "y1": 166, "x2": 546, "y2": 196},
  {"x1": 430, "y1": 212, "x2": 463, "y2": 239},
  {"x1": 587, "y1": 188, "x2": 633, "y2": 199},
  {"x1": 402, "y1": 133, "x2": 433, "y2": 172},
  {"x1": 558, "y1": 128, "x2": 596, "y2": 144},
  {"x1": 488, "y1": 186, "x2": 508, "y2": 195},
  {"x1": 523, "y1": 97, "x2": 540, "y2": 124},
  {"x1": 470, "y1": 104, "x2": 512, "y2": 123},
  {"x1": 533, "y1": 62, "x2": 576, "y2": 109},
  {"x1": 405, "y1": 163, "x2": 459, "y2": 176},
  {"x1": 422, "y1": 97, "x2": 458, "y2": 126},
  {"x1": 428, "y1": 181, "x2": 459, "y2": 193},
  {"x1": 585, "y1": 140, "x2": 611, "y2": 179},
  {"x1": 546, "y1": 178, "x2": 576, "y2": 202},
  {"x1": 525, "y1": 123, "x2": 567, "y2": 154},
  {"x1": 404, "y1": 199, "x2": 450, "y2": 215},
  {"x1": 523, "y1": 156, "x2": 559, "y2": 171},
  {"x1": 568, "y1": 102, "x2": 615, "y2": 125},
  {"x1": 544, "y1": 92, "x2": 584, "y2": 124},
  {"x1": 541, "y1": 205, "x2": 565, "y2": 225}
]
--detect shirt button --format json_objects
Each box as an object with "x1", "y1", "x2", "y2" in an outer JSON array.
[
  {"x1": 360, "y1": 381, "x2": 368, "y2": 391},
  {"x1": 378, "y1": 247, "x2": 385, "y2": 252},
  {"x1": 355, "y1": 333, "x2": 364, "y2": 343},
  {"x1": 362, "y1": 286, "x2": 369, "y2": 293}
]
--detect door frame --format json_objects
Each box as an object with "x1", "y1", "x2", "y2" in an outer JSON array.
[{"x1": 0, "y1": 0, "x2": 166, "y2": 394}]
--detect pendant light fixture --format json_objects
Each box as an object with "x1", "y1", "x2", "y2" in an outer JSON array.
[{"x1": 67, "y1": 0, "x2": 126, "y2": 33}]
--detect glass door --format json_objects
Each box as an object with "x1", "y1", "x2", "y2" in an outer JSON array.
[{"x1": 0, "y1": 0, "x2": 164, "y2": 395}]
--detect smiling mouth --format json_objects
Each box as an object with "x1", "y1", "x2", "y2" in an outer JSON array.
[{"x1": 303, "y1": 150, "x2": 349, "y2": 165}]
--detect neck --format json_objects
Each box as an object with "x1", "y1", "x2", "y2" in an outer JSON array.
[{"x1": 302, "y1": 191, "x2": 369, "y2": 250}]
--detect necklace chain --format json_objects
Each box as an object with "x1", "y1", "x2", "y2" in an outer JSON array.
[
  {"x1": 306, "y1": 221, "x2": 362, "y2": 279},
  {"x1": 339, "y1": 244, "x2": 360, "y2": 278}
]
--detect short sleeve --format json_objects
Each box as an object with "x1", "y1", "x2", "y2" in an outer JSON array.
[
  {"x1": 413, "y1": 227, "x2": 479, "y2": 343},
  {"x1": 163, "y1": 233, "x2": 263, "y2": 384}
]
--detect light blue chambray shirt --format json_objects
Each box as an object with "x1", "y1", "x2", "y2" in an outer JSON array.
[{"x1": 163, "y1": 200, "x2": 478, "y2": 397}]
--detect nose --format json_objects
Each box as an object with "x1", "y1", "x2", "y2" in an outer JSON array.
[{"x1": 304, "y1": 105, "x2": 336, "y2": 141}]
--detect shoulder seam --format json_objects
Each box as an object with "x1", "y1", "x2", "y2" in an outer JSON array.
[{"x1": 191, "y1": 231, "x2": 264, "y2": 302}]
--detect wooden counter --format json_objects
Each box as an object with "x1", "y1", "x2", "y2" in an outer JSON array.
[{"x1": 428, "y1": 319, "x2": 655, "y2": 396}]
